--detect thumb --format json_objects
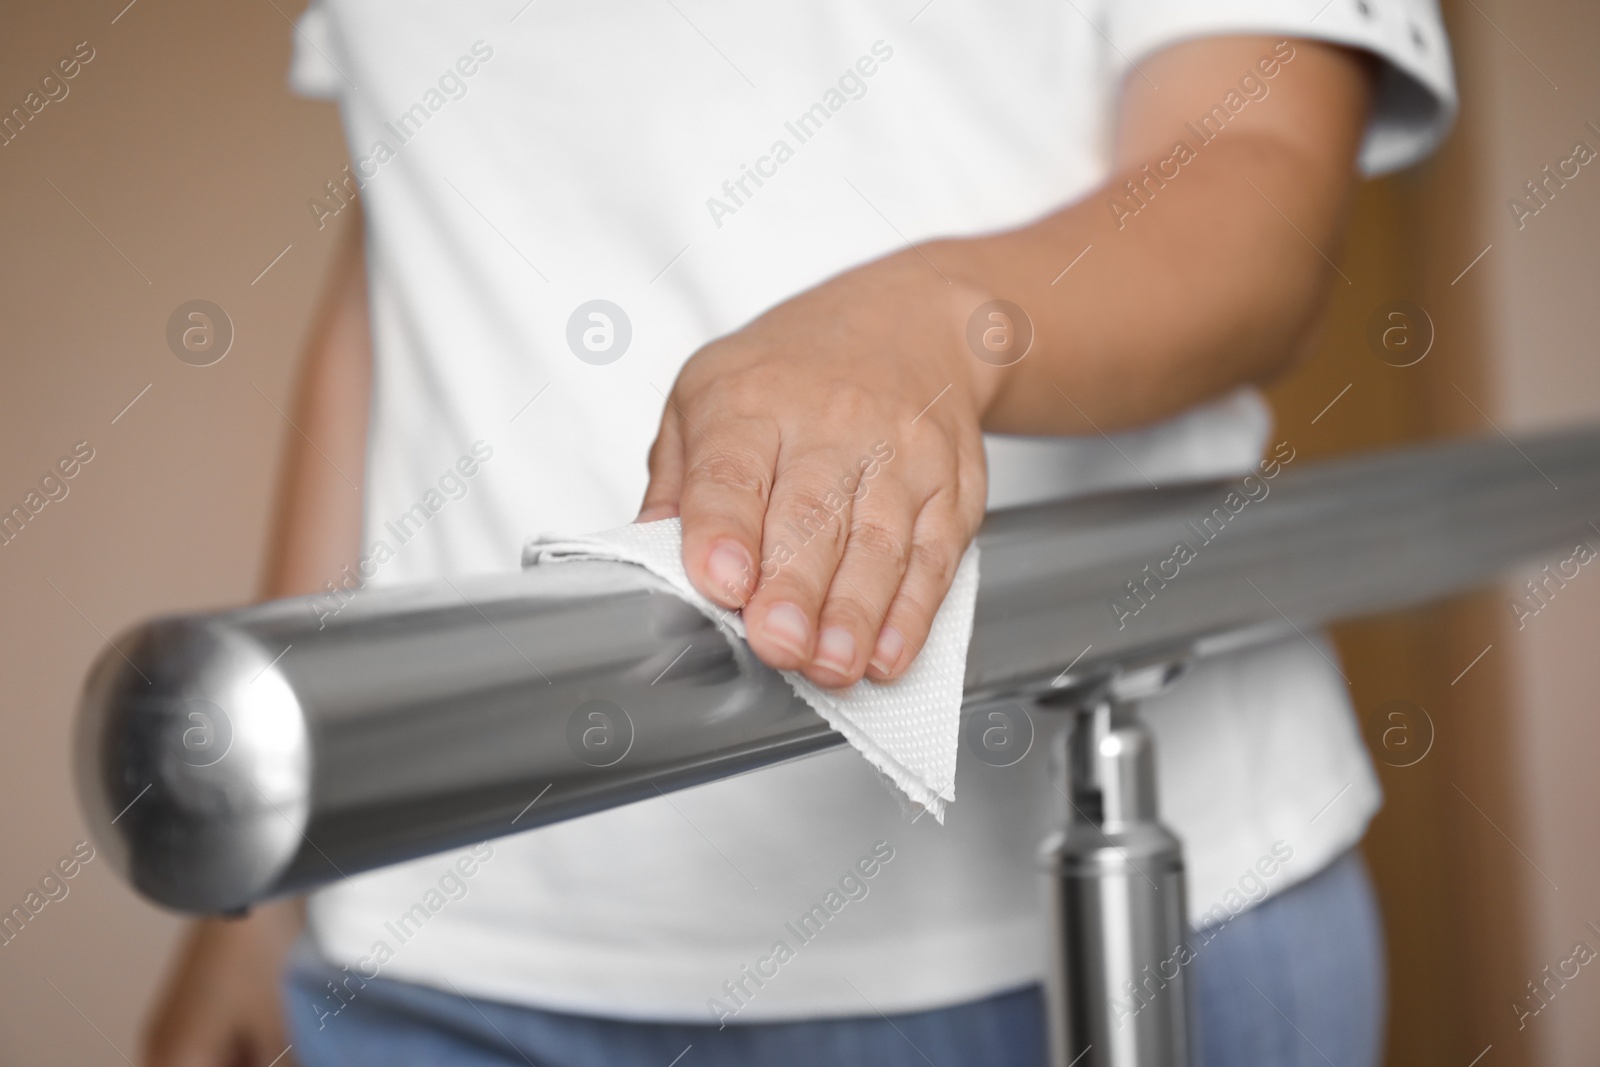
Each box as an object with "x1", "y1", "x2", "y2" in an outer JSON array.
[{"x1": 636, "y1": 412, "x2": 685, "y2": 523}]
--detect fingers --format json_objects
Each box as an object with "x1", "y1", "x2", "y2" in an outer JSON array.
[
  {"x1": 664, "y1": 371, "x2": 982, "y2": 685},
  {"x1": 141, "y1": 918, "x2": 296, "y2": 1067},
  {"x1": 864, "y1": 492, "x2": 974, "y2": 682},
  {"x1": 740, "y1": 447, "x2": 899, "y2": 681},
  {"x1": 680, "y1": 430, "x2": 979, "y2": 686},
  {"x1": 804, "y1": 492, "x2": 917, "y2": 687},
  {"x1": 741, "y1": 441, "x2": 979, "y2": 690},
  {"x1": 676, "y1": 415, "x2": 778, "y2": 609},
  {"x1": 636, "y1": 414, "x2": 685, "y2": 522}
]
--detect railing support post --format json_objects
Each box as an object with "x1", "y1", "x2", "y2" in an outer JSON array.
[{"x1": 1039, "y1": 664, "x2": 1191, "y2": 1067}]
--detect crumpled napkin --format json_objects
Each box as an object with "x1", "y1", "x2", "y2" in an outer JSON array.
[{"x1": 522, "y1": 518, "x2": 979, "y2": 821}]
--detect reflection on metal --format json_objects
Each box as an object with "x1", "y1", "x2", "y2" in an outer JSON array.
[
  {"x1": 76, "y1": 426, "x2": 1600, "y2": 1065},
  {"x1": 1040, "y1": 661, "x2": 1192, "y2": 1067}
]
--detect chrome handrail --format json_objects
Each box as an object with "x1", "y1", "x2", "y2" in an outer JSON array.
[
  {"x1": 74, "y1": 425, "x2": 1600, "y2": 1064},
  {"x1": 78, "y1": 426, "x2": 1600, "y2": 910}
]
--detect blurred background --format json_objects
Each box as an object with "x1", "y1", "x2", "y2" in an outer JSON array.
[{"x1": 1, "y1": 0, "x2": 1597, "y2": 1063}]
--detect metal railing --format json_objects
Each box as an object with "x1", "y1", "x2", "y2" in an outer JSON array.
[{"x1": 76, "y1": 426, "x2": 1600, "y2": 1067}]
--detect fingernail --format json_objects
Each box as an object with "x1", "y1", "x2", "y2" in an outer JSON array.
[
  {"x1": 814, "y1": 627, "x2": 857, "y2": 676},
  {"x1": 762, "y1": 602, "x2": 810, "y2": 658},
  {"x1": 870, "y1": 626, "x2": 905, "y2": 675},
  {"x1": 706, "y1": 540, "x2": 753, "y2": 605}
]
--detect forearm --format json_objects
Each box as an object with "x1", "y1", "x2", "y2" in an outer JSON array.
[
  {"x1": 942, "y1": 133, "x2": 1358, "y2": 433},
  {"x1": 260, "y1": 215, "x2": 372, "y2": 600},
  {"x1": 653, "y1": 37, "x2": 1373, "y2": 685},
  {"x1": 899, "y1": 36, "x2": 1372, "y2": 436}
]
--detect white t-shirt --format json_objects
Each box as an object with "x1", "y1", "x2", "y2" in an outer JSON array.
[{"x1": 289, "y1": 0, "x2": 1454, "y2": 1022}]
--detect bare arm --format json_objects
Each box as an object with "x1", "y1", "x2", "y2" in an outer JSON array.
[
  {"x1": 646, "y1": 36, "x2": 1374, "y2": 690},
  {"x1": 951, "y1": 36, "x2": 1373, "y2": 433},
  {"x1": 260, "y1": 214, "x2": 373, "y2": 599},
  {"x1": 143, "y1": 215, "x2": 371, "y2": 1067}
]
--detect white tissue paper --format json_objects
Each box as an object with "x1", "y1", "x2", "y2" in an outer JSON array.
[{"x1": 522, "y1": 518, "x2": 979, "y2": 821}]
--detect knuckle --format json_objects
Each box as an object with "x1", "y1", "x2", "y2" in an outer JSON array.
[
  {"x1": 924, "y1": 482, "x2": 983, "y2": 542},
  {"x1": 886, "y1": 585, "x2": 936, "y2": 639},
  {"x1": 956, "y1": 464, "x2": 987, "y2": 522},
  {"x1": 907, "y1": 535, "x2": 960, "y2": 593},
  {"x1": 829, "y1": 384, "x2": 875, "y2": 423},
  {"x1": 692, "y1": 359, "x2": 780, "y2": 416},
  {"x1": 689, "y1": 450, "x2": 770, "y2": 502},
  {"x1": 778, "y1": 484, "x2": 850, "y2": 554},
  {"x1": 703, "y1": 377, "x2": 753, "y2": 416},
  {"x1": 729, "y1": 366, "x2": 784, "y2": 409},
  {"x1": 958, "y1": 499, "x2": 985, "y2": 539},
  {"x1": 848, "y1": 517, "x2": 910, "y2": 571}
]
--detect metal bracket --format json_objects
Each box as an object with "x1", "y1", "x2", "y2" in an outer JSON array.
[{"x1": 1035, "y1": 654, "x2": 1192, "y2": 1067}]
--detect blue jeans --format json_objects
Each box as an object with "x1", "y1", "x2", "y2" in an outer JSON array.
[{"x1": 286, "y1": 851, "x2": 1384, "y2": 1067}]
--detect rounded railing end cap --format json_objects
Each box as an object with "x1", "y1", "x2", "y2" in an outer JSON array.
[{"x1": 73, "y1": 614, "x2": 311, "y2": 913}]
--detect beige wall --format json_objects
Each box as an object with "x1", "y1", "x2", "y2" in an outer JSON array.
[
  {"x1": 1261, "y1": 4, "x2": 1600, "y2": 1063},
  {"x1": 0, "y1": 1, "x2": 344, "y2": 1061},
  {"x1": 1, "y1": 0, "x2": 1595, "y2": 1064},
  {"x1": 1454, "y1": 0, "x2": 1600, "y2": 1060}
]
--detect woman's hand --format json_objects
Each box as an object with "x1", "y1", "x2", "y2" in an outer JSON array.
[
  {"x1": 142, "y1": 902, "x2": 303, "y2": 1067},
  {"x1": 638, "y1": 38, "x2": 1376, "y2": 691},
  {"x1": 640, "y1": 253, "x2": 997, "y2": 689}
]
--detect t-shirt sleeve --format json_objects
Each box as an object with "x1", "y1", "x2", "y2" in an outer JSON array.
[
  {"x1": 287, "y1": 0, "x2": 345, "y2": 100},
  {"x1": 1105, "y1": 0, "x2": 1458, "y2": 175}
]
